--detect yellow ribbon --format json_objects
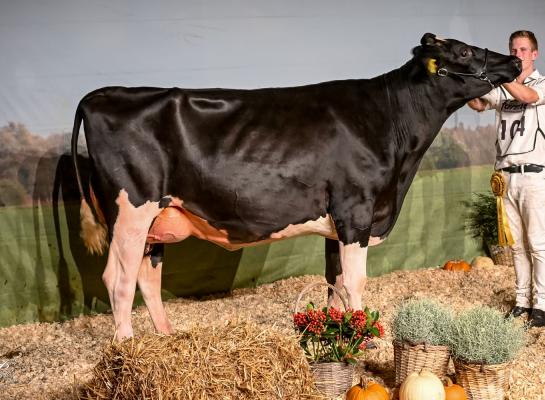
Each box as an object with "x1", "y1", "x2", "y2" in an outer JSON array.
[{"x1": 490, "y1": 172, "x2": 514, "y2": 246}]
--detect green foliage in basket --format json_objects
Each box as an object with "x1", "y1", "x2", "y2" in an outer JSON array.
[
  {"x1": 392, "y1": 298, "x2": 454, "y2": 346},
  {"x1": 463, "y1": 192, "x2": 498, "y2": 248},
  {"x1": 450, "y1": 306, "x2": 526, "y2": 365},
  {"x1": 293, "y1": 303, "x2": 384, "y2": 364}
]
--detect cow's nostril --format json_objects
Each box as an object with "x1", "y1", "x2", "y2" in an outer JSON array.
[{"x1": 513, "y1": 58, "x2": 522, "y2": 72}]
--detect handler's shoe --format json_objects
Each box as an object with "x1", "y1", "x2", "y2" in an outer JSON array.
[
  {"x1": 528, "y1": 309, "x2": 545, "y2": 328},
  {"x1": 506, "y1": 306, "x2": 532, "y2": 318}
]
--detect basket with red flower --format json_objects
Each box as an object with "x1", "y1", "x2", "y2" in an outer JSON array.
[{"x1": 293, "y1": 282, "x2": 384, "y2": 397}]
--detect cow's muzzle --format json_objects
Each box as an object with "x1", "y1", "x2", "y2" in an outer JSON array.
[{"x1": 512, "y1": 57, "x2": 522, "y2": 74}]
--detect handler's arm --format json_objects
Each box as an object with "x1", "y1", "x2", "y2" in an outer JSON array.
[
  {"x1": 502, "y1": 81, "x2": 539, "y2": 104},
  {"x1": 467, "y1": 98, "x2": 488, "y2": 111}
]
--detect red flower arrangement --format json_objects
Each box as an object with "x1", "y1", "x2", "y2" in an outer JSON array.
[{"x1": 293, "y1": 303, "x2": 384, "y2": 364}]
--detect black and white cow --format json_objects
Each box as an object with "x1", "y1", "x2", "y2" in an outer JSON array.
[{"x1": 71, "y1": 33, "x2": 520, "y2": 339}]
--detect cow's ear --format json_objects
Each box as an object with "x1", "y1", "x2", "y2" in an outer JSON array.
[
  {"x1": 421, "y1": 33, "x2": 437, "y2": 46},
  {"x1": 420, "y1": 33, "x2": 447, "y2": 47}
]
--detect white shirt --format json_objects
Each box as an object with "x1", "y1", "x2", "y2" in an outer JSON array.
[{"x1": 481, "y1": 69, "x2": 545, "y2": 169}]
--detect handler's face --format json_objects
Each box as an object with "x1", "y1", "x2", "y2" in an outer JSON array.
[{"x1": 510, "y1": 37, "x2": 538, "y2": 73}]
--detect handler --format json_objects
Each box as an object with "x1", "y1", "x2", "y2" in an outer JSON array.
[{"x1": 468, "y1": 30, "x2": 545, "y2": 328}]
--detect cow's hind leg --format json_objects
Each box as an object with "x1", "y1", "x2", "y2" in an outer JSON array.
[
  {"x1": 138, "y1": 243, "x2": 173, "y2": 334},
  {"x1": 325, "y1": 238, "x2": 345, "y2": 309},
  {"x1": 102, "y1": 190, "x2": 161, "y2": 340}
]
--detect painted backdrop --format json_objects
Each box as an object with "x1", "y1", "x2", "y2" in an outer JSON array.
[{"x1": 1, "y1": 1, "x2": 545, "y2": 327}]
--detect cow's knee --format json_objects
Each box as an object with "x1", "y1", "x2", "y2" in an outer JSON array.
[{"x1": 343, "y1": 276, "x2": 367, "y2": 309}]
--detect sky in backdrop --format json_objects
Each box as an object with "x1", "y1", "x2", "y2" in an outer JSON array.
[{"x1": 1, "y1": 0, "x2": 545, "y2": 135}]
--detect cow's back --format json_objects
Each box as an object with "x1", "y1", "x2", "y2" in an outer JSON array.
[{"x1": 80, "y1": 85, "x2": 355, "y2": 243}]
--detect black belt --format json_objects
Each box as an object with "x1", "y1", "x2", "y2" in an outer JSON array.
[{"x1": 500, "y1": 164, "x2": 545, "y2": 173}]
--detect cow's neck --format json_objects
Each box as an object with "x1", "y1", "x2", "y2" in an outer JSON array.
[{"x1": 381, "y1": 60, "x2": 466, "y2": 154}]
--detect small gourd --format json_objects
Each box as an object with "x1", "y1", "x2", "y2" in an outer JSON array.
[
  {"x1": 399, "y1": 369, "x2": 445, "y2": 400},
  {"x1": 443, "y1": 259, "x2": 471, "y2": 272},
  {"x1": 346, "y1": 376, "x2": 389, "y2": 400},
  {"x1": 444, "y1": 377, "x2": 468, "y2": 400}
]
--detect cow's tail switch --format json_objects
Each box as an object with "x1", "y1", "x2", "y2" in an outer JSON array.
[{"x1": 71, "y1": 104, "x2": 108, "y2": 255}]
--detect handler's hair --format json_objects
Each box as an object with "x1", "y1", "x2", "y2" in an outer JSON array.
[{"x1": 509, "y1": 30, "x2": 538, "y2": 51}]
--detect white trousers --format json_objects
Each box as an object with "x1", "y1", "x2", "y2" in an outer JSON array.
[{"x1": 504, "y1": 171, "x2": 545, "y2": 311}]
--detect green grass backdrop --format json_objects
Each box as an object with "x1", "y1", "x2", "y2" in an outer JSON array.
[{"x1": 0, "y1": 165, "x2": 494, "y2": 327}]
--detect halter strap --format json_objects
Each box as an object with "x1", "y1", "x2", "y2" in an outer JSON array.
[{"x1": 437, "y1": 48, "x2": 493, "y2": 87}]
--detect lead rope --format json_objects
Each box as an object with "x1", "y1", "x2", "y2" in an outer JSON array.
[{"x1": 490, "y1": 172, "x2": 514, "y2": 246}]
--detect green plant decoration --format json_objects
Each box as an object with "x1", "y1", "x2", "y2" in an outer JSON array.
[
  {"x1": 463, "y1": 192, "x2": 498, "y2": 250},
  {"x1": 450, "y1": 306, "x2": 525, "y2": 365},
  {"x1": 392, "y1": 298, "x2": 454, "y2": 346}
]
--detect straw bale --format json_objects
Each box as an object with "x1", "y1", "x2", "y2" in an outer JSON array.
[{"x1": 78, "y1": 321, "x2": 324, "y2": 400}]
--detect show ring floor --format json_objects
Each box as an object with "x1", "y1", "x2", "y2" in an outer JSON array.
[{"x1": 1, "y1": 262, "x2": 544, "y2": 399}]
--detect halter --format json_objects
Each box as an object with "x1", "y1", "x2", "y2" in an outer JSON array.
[{"x1": 437, "y1": 48, "x2": 493, "y2": 87}]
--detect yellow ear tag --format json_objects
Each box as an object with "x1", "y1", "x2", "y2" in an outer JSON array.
[{"x1": 427, "y1": 58, "x2": 438, "y2": 74}]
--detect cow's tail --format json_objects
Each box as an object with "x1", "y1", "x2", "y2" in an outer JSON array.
[{"x1": 71, "y1": 104, "x2": 108, "y2": 255}]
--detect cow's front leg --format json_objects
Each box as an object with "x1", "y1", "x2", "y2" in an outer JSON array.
[
  {"x1": 339, "y1": 241, "x2": 368, "y2": 309},
  {"x1": 325, "y1": 238, "x2": 344, "y2": 309},
  {"x1": 138, "y1": 244, "x2": 174, "y2": 335},
  {"x1": 102, "y1": 190, "x2": 161, "y2": 340}
]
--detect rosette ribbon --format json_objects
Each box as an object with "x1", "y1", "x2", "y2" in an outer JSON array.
[{"x1": 490, "y1": 172, "x2": 514, "y2": 246}]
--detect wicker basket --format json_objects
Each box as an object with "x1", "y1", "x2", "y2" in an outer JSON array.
[
  {"x1": 309, "y1": 362, "x2": 355, "y2": 398},
  {"x1": 488, "y1": 244, "x2": 514, "y2": 267},
  {"x1": 454, "y1": 360, "x2": 510, "y2": 400},
  {"x1": 393, "y1": 340, "x2": 451, "y2": 386},
  {"x1": 294, "y1": 282, "x2": 355, "y2": 398}
]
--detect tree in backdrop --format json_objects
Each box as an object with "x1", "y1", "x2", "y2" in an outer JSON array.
[
  {"x1": 420, "y1": 130, "x2": 470, "y2": 170},
  {"x1": 0, "y1": 122, "x2": 66, "y2": 206}
]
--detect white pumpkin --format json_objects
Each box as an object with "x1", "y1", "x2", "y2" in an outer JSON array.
[{"x1": 399, "y1": 369, "x2": 446, "y2": 400}]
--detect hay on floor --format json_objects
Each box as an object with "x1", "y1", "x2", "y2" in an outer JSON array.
[{"x1": 79, "y1": 321, "x2": 325, "y2": 399}]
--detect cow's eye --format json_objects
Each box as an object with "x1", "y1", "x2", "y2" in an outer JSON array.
[{"x1": 461, "y1": 48, "x2": 471, "y2": 58}]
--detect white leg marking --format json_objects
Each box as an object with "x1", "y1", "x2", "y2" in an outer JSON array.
[
  {"x1": 329, "y1": 272, "x2": 345, "y2": 309},
  {"x1": 102, "y1": 190, "x2": 162, "y2": 340},
  {"x1": 340, "y1": 242, "x2": 368, "y2": 309},
  {"x1": 137, "y1": 256, "x2": 174, "y2": 335},
  {"x1": 368, "y1": 235, "x2": 385, "y2": 246}
]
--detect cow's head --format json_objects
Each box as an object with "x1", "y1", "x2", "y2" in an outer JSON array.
[{"x1": 413, "y1": 33, "x2": 521, "y2": 100}]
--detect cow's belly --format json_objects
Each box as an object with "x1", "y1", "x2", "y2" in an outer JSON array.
[{"x1": 146, "y1": 206, "x2": 339, "y2": 250}]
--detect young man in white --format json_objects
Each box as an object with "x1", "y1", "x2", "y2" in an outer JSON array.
[{"x1": 469, "y1": 30, "x2": 545, "y2": 328}]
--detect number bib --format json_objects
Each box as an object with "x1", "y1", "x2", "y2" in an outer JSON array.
[{"x1": 496, "y1": 100, "x2": 540, "y2": 156}]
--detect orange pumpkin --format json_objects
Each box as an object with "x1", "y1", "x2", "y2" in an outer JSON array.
[
  {"x1": 443, "y1": 259, "x2": 471, "y2": 272},
  {"x1": 346, "y1": 376, "x2": 388, "y2": 400},
  {"x1": 444, "y1": 377, "x2": 468, "y2": 400}
]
